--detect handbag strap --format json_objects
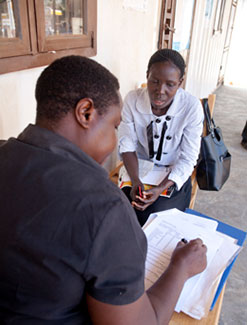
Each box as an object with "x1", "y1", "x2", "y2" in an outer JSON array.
[{"x1": 202, "y1": 98, "x2": 216, "y2": 134}]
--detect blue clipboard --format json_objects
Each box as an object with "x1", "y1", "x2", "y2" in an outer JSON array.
[{"x1": 185, "y1": 208, "x2": 246, "y2": 310}]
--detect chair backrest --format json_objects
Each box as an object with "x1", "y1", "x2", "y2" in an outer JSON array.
[{"x1": 189, "y1": 94, "x2": 216, "y2": 208}]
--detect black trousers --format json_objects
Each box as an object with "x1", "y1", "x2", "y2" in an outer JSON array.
[
  {"x1": 122, "y1": 177, "x2": 192, "y2": 227},
  {"x1": 242, "y1": 121, "x2": 247, "y2": 142}
]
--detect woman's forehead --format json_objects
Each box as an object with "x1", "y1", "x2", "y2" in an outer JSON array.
[{"x1": 148, "y1": 61, "x2": 181, "y2": 78}]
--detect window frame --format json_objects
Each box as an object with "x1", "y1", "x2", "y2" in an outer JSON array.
[
  {"x1": 0, "y1": 0, "x2": 97, "y2": 75},
  {"x1": 0, "y1": 0, "x2": 31, "y2": 58}
]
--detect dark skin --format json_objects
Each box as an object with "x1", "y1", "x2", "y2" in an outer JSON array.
[
  {"x1": 37, "y1": 94, "x2": 207, "y2": 324},
  {"x1": 87, "y1": 239, "x2": 207, "y2": 325},
  {"x1": 122, "y1": 61, "x2": 183, "y2": 211},
  {"x1": 37, "y1": 97, "x2": 122, "y2": 165}
]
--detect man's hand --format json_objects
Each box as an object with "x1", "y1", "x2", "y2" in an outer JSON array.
[{"x1": 170, "y1": 238, "x2": 207, "y2": 279}]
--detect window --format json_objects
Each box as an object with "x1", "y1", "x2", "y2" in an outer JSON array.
[
  {"x1": 0, "y1": 0, "x2": 97, "y2": 74},
  {"x1": 0, "y1": 0, "x2": 31, "y2": 58}
]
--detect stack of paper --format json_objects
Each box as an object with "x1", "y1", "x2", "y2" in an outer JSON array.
[
  {"x1": 118, "y1": 159, "x2": 171, "y2": 186},
  {"x1": 143, "y1": 209, "x2": 241, "y2": 320}
]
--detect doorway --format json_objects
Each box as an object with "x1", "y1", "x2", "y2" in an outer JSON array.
[{"x1": 158, "y1": 0, "x2": 196, "y2": 87}]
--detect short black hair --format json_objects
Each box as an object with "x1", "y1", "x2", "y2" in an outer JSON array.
[
  {"x1": 147, "y1": 49, "x2": 185, "y2": 78},
  {"x1": 35, "y1": 55, "x2": 120, "y2": 122}
]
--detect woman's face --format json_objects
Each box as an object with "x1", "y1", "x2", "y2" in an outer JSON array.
[{"x1": 147, "y1": 61, "x2": 183, "y2": 116}]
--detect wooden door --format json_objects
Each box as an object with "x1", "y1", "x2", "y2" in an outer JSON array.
[{"x1": 158, "y1": 0, "x2": 177, "y2": 49}]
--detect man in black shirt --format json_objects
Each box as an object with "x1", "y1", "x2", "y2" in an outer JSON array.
[{"x1": 0, "y1": 55, "x2": 207, "y2": 324}]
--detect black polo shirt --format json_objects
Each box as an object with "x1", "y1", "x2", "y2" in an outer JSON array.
[{"x1": 0, "y1": 124, "x2": 147, "y2": 324}]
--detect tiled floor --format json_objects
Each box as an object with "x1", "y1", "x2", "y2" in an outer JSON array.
[{"x1": 194, "y1": 85, "x2": 247, "y2": 325}]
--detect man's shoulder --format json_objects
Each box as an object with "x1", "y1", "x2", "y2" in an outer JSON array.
[{"x1": 0, "y1": 139, "x2": 11, "y2": 150}]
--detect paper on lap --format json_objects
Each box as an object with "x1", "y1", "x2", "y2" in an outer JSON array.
[{"x1": 118, "y1": 159, "x2": 171, "y2": 186}]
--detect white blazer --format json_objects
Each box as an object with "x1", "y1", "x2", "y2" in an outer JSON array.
[{"x1": 118, "y1": 87, "x2": 204, "y2": 190}]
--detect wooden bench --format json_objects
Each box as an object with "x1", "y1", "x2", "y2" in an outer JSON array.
[{"x1": 109, "y1": 94, "x2": 224, "y2": 324}]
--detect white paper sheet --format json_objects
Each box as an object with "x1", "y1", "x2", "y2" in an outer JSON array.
[
  {"x1": 141, "y1": 165, "x2": 171, "y2": 186},
  {"x1": 143, "y1": 209, "x2": 241, "y2": 319},
  {"x1": 119, "y1": 159, "x2": 171, "y2": 186},
  {"x1": 118, "y1": 159, "x2": 154, "y2": 185}
]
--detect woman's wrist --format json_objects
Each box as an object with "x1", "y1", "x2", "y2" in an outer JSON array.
[
  {"x1": 158, "y1": 179, "x2": 175, "y2": 192},
  {"x1": 131, "y1": 177, "x2": 142, "y2": 186},
  {"x1": 152, "y1": 185, "x2": 164, "y2": 196}
]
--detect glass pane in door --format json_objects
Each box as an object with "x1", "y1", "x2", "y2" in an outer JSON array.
[
  {"x1": 172, "y1": 0, "x2": 195, "y2": 64},
  {"x1": 44, "y1": 0, "x2": 86, "y2": 36}
]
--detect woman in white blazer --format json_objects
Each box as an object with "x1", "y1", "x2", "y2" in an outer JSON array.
[{"x1": 118, "y1": 49, "x2": 204, "y2": 226}]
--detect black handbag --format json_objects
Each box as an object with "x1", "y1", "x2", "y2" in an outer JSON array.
[{"x1": 196, "y1": 98, "x2": 231, "y2": 191}]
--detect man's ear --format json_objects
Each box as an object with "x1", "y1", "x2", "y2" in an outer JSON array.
[{"x1": 74, "y1": 98, "x2": 96, "y2": 129}]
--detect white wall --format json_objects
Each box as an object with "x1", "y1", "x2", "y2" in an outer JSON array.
[
  {"x1": 95, "y1": 0, "x2": 161, "y2": 98},
  {"x1": 185, "y1": 0, "x2": 232, "y2": 98},
  {"x1": 0, "y1": 66, "x2": 44, "y2": 140},
  {"x1": 224, "y1": 0, "x2": 247, "y2": 87},
  {"x1": 0, "y1": 0, "x2": 161, "y2": 141}
]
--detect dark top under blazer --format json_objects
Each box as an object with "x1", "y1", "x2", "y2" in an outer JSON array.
[{"x1": 0, "y1": 124, "x2": 147, "y2": 324}]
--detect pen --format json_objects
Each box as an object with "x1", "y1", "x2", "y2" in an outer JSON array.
[{"x1": 138, "y1": 186, "x2": 143, "y2": 198}]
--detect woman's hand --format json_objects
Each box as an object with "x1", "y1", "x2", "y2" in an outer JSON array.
[
  {"x1": 132, "y1": 179, "x2": 175, "y2": 211},
  {"x1": 132, "y1": 186, "x2": 161, "y2": 211},
  {"x1": 130, "y1": 181, "x2": 144, "y2": 202}
]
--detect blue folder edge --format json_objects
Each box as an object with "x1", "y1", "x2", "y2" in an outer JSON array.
[{"x1": 185, "y1": 208, "x2": 246, "y2": 310}]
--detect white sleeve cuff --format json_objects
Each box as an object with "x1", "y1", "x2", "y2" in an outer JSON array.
[{"x1": 168, "y1": 173, "x2": 184, "y2": 191}]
